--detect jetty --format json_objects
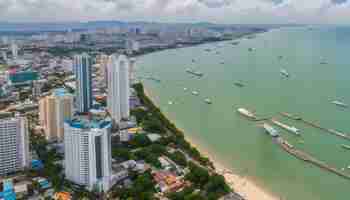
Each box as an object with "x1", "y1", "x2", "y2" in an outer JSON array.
[
  {"x1": 277, "y1": 137, "x2": 350, "y2": 180},
  {"x1": 271, "y1": 119, "x2": 300, "y2": 135},
  {"x1": 279, "y1": 112, "x2": 350, "y2": 141}
]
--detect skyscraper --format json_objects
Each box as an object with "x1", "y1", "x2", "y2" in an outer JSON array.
[
  {"x1": 0, "y1": 116, "x2": 30, "y2": 175},
  {"x1": 118, "y1": 55, "x2": 130, "y2": 119},
  {"x1": 74, "y1": 53, "x2": 92, "y2": 113},
  {"x1": 107, "y1": 55, "x2": 121, "y2": 123},
  {"x1": 64, "y1": 115, "x2": 112, "y2": 192},
  {"x1": 2, "y1": 51, "x2": 7, "y2": 61},
  {"x1": 107, "y1": 54, "x2": 130, "y2": 123},
  {"x1": 39, "y1": 89, "x2": 74, "y2": 142},
  {"x1": 11, "y1": 41, "x2": 18, "y2": 59}
]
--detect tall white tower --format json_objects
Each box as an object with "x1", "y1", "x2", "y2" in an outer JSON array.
[
  {"x1": 0, "y1": 117, "x2": 30, "y2": 175},
  {"x1": 107, "y1": 54, "x2": 130, "y2": 122},
  {"x1": 107, "y1": 55, "x2": 121, "y2": 123},
  {"x1": 11, "y1": 41, "x2": 18, "y2": 59},
  {"x1": 64, "y1": 117, "x2": 112, "y2": 192},
  {"x1": 118, "y1": 55, "x2": 130, "y2": 120}
]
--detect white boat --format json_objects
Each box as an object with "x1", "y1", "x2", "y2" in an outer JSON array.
[
  {"x1": 237, "y1": 108, "x2": 256, "y2": 119},
  {"x1": 280, "y1": 69, "x2": 290, "y2": 77},
  {"x1": 205, "y1": 98, "x2": 212, "y2": 104},
  {"x1": 331, "y1": 100, "x2": 348, "y2": 108},
  {"x1": 271, "y1": 119, "x2": 300, "y2": 135},
  {"x1": 184, "y1": 88, "x2": 188, "y2": 91},
  {"x1": 192, "y1": 91, "x2": 199, "y2": 96},
  {"x1": 168, "y1": 101, "x2": 173, "y2": 105},
  {"x1": 263, "y1": 123, "x2": 279, "y2": 137}
]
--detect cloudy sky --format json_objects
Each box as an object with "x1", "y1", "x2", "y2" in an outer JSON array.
[{"x1": 0, "y1": 0, "x2": 349, "y2": 24}]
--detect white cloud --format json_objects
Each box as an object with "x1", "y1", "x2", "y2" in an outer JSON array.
[{"x1": 0, "y1": 0, "x2": 349, "y2": 24}]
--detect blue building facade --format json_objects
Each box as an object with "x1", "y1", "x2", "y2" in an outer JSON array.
[{"x1": 74, "y1": 53, "x2": 92, "y2": 113}]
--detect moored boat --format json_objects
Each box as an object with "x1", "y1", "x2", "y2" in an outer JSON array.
[
  {"x1": 237, "y1": 108, "x2": 256, "y2": 119},
  {"x1": 263, "y1": 123, "x2": 279, "y2": 137},
  {"x1": 332, "y1": 100, "x2": 348, "y2": 108}
]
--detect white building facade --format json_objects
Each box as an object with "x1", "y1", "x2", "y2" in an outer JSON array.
[
  {"x1": 0, "y1": 117, "x2": 30, "y2": 175},
  {"x1": 64, "y1": 118, "x2": 112, "y2": 192},
  {"x1": 107, "y1": 54, "x2": 130, "y2": 123}
]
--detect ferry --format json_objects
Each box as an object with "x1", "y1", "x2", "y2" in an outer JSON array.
[
  {"x1": 237, "y1": 108, "x2": 256, "y2": 119},
  {"x1": 271, "y1": 119, "x2": 300, "y2": 136},
  {"x1": 205, "y1": 98, "x2": 212, "y2": 104},
  {"x1": 331, "y1": 100, "x2": 348, "y2": 108},
  {"x1": 280, "y1": 69, "x2": 290, "y2": 78},
  {"x1": 186, "y1": 68, "x2": 203, "y2": 77},
  {"x1": 341, "y1": 144, "x2": 350, "y2": 150},
  {"x1": 192, "y1": 91, "x2": 199, "y2": 96},
  {"x1": 263, "y1": 123, "x2": 279, "y2": 137}
]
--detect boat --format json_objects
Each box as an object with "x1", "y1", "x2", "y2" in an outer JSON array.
[
  {"x1": 234, "y1": 82, "x2": 244, "y2": 87},
  {"x1": 237, "y1": 108, "x2": 256, "y2": 119},
  {"x1": 186, "y1": 68, "x2": 203, "y2": 77},
  {"x1": 331, "y1": 100, "x2": 348, "y2": 108},
  {"x1": 231, "y1": 41, "x2": 239, "y2": 45},
  {"x1": 280, "y1": 69, "x2": 290, "y2": 78},
  {"x1": 183, "y1": 88, "x2": 188, "y2": 91},
  {"x1": 271, "y1": 119, "x2": 300, "y2": 135},
  {"x1": 320, "y1": 62, "x2": 328, "y2": 65},
  {"x1": 263, "y1": 123, "x2": 279, "y2": 137},
  {"x1": 248, "y1": 48, "x2": 254, "y2": 52},
  {"x1": 220, "y1": 62, "x2": 225, "y2": 64},
  {"x1": 192, "y1": 59, "x2": 196, "y2": 63},
  {"x1": 168, "y1": 101, "x2": 173, "y2": 105},
  {"x1": 192, "y1": 91, "x2": 199, "y2": 96},
  {"x1": 204, "y1": 98, "x2": 212, "y2": 104},
  {"x1": 204, "y1": 48, "x2": 212, "y2": 52},
  {"x1": 278, "y1": 55, "x2": 283, "y2": 60},
  {"x1": 341, "y1": 144, "x2": 350, "y2": 150}
]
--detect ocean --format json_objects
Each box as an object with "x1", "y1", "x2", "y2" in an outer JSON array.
[{"x1": 136, "y1": 26, "x2": 350, "y2": 200}]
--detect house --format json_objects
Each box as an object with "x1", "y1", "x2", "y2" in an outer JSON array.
[{"x1": 53, "y1": 191, "x2": 72, "y2": 200}]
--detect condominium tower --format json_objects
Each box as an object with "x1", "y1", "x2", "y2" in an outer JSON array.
[
  {"x1": 107, "y1": 54, "x2": 130, "y2": 123},
  {"x1": 74, "y1": 53, "x2": 92, "y2": 113},
  {"x1": 39, "y1": 88, "x2": 74, "y2": 141},
  {"x1": 0, "y1": 117, "x2": 30, "y2": 175},
  {"x1": 64, "y1": 115, "x2": 112, "y2": 192}
]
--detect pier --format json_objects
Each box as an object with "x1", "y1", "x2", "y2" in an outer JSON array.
[
  {"x1": 279, "y1": 112, "x2": 350, "y2": 141},
  {"x1": 277, "y1": 137, "x2": 350, "y2": 180}
]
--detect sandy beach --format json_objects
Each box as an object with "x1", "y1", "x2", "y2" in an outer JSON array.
[
  {"x1": 143, "y1": 87, "x2": 279, "y2": 200},
  {"x1": 186, "y1": 136, "x2": 279, "y2": 200}
]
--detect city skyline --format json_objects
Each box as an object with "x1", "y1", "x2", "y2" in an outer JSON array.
[{"x1": 0, "y1": 0, "x2": 350, "y2": 25}]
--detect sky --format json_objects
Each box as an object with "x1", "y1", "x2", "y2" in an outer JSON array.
[{"x1": 0, "y1": 0, "x2": 349, "y2": 24}]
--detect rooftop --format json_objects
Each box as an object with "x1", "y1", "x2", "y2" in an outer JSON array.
[{"x1": 65, "y1": 113, "x2": 112, "y2": 129}]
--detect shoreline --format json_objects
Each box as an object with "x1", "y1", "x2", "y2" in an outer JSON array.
[{"x1": 142, "y1": 87, "x2": 279, "y2": 200}]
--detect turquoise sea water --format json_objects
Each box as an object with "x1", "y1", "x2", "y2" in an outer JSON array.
[{"x1": 136, "y1": 26, "x2": 350, "y2": 200}]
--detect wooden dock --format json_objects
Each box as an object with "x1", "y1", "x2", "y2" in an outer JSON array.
[
  {"x1": 279, "y1": 112, "x2": 350, "y2": 141},
  {"x1": 277, "y1": 137, "x2": 350, "y2": 180}
]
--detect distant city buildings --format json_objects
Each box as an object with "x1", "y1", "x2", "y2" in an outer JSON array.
[
  {"x1": 107, "y1": 54, "x2": 130, "y2": 123},
  {"x1": 74, "y1": 53, "x2": 93, "y2": 113},
  {"x1": 0, "y1": 116, "x2": 30, "y2": 175},
  {"x1": 64, "y1": 114, "x2": 113, "y2": 192}
]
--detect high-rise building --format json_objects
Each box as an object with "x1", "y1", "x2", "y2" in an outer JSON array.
[
  {"x1": 107, "y1": 55, "x2": 130, "y2": 123},
  {"x1": 129, "y1": 58, "x2": 136, "y2": 84},
  {"x1": 11, "y1": 42, "x2": 18, "y2": 59},
  {"x1": 39, "y1": 89, "x2": 74, "y2": 142},
  {"x1": 64, "y1": 115, "x2": 112, "y2": 192},
  {"x1": 118, "y1": 55, "x2": 130, "y2": 119},
  {"x1": 2, "y1": 51, "x2": 7, "y2": 61},
  {"x1": 0, "y1": 116, "x2": 30, "y2": 175},
  {"x1": 74, "y1": 53, "x2": 92, "y2": 113}
]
